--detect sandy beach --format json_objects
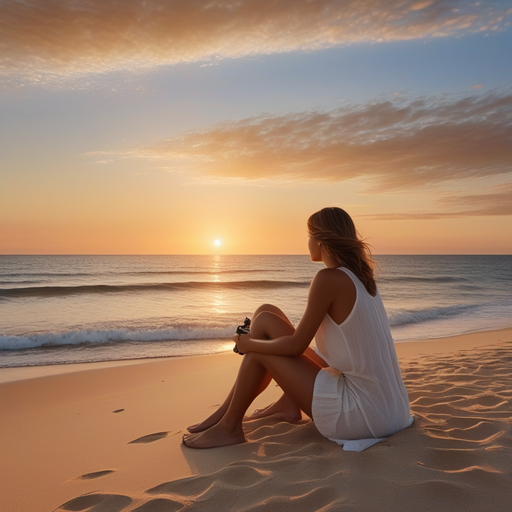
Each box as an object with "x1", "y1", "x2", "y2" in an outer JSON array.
[{"x1": 1, "y1": 328, "x2": 512, "y2": 512}]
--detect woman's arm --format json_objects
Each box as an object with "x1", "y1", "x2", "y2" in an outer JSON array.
[
  {"x1": 236, "y1": 269, "x2": 347, "y2": 357},
  {"x1": 304, "y1": 346, "x2": 329, "y2": 367}
]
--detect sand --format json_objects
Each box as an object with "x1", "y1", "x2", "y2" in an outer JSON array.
[{"x1": 1, "y1": 328, "x2": 511, "y2": 512}]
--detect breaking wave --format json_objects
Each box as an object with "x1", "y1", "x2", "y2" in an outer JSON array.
[{"x1": 0, "y1": 279, "x2": 309, "y2": 299}]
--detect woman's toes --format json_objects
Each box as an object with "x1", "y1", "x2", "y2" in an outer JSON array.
[{"x1": 182, "y1": 432, "x2": 195, "y2": 443}]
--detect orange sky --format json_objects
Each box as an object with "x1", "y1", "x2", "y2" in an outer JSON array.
[{"x1": 1, "y1": 0, "x2": 511, "y2": 254}]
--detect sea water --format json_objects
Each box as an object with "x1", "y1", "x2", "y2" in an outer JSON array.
[{"x1": 0, "y1": 255, "x2": 511, "y2": 368}]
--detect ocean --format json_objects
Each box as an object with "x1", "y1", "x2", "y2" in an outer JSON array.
[{"x1": 1, "y1": 255, "x2": 511, "y2": 368}]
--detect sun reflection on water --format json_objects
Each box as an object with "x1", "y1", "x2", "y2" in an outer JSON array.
[{"x1": 211, "y1": 254, "x2": 225, "y2": 312}]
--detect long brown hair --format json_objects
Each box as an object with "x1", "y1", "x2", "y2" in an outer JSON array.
[{"x1": 307, "y1": 207, "x2": 377, "y2": 296}]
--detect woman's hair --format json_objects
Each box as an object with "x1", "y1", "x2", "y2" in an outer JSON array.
[{"x1": 307, "y1": 207, "x2": 377, "y2": 296}]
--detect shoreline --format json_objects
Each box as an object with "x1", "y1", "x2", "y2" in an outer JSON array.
[
  {"x1": 1, "y1": 327, "x2": 512, "y2": 511},
  {"x1": 1, "y1": 326, "x2": 511, "y2": 384}
]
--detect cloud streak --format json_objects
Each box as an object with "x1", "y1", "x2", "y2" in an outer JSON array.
[
  {"x1": 101, "y1": 90, "x2": 512, "y2": 195},
  {"x1": 363, "y1": 182, "x2": 512, "y2": 219},
  {"x1": 1, "y1": 0, "x2": 511, "y2": 84}
]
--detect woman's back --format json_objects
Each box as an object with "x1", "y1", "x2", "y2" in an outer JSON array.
[{"x1": 314, "y1": 267, "x2": 411, "y2": 438}]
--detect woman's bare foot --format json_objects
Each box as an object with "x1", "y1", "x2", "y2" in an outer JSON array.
[
  {"x1": 182, "y1": 422, "x2": 246, "y2": 449},
  {"x1": 187, "y1": 406, "x2": 227, "y2": 433},
  {"x1": 248, "y1": 393, "x2": 302, "y2": 422}
]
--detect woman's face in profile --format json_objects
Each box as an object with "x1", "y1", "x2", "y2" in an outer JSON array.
[{"x1": 308, "y1": 235, "x2": 322, "y2": 262}]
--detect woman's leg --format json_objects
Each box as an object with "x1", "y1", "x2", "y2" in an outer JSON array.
[
  {"x1": 252, "y1": 303, "x2": 294, "y2": 327},
  {"x1": 183, "y1": 351, "x2": 321, "y2": 448},
  {"x1": 245, "y1": 304, "x2": 303, "y2": 421},
  {"x1": 248, "y1": 391, "x2": 302, "y2": 421},
  {"x1": 187, "y1": 374, "x2": 272, "y2": 433},
  {"x1": 187, "y1": 304, "x2": 295, "y2": 433}
]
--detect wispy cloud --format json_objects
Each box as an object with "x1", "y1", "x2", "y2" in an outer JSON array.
[
  {"x1": 96, "y1": 90, "x2": 512, "y2": 196},
  {"x1": 363, "y1": 182, "x2": 512, "y2": 219},
  {"x1": 1, "y1": 0, "x2": 511, "y2": 85},
  {"x1": 450, "y1": 183, "x2": 512, "y2": 216}
]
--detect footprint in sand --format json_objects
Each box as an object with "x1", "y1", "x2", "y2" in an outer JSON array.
[
  {"x1": 57, "y1": 492, "x2": 131, "y2": 511},
  {"x1": 129, "y1": 431, "x2": 180, "y2": 444},
  {"x1": 77, "y1": 469, "x2": 115, "y2": 480}
]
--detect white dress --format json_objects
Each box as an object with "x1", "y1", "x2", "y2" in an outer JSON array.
[{"x1": 311, "y1": 267, "x2": 413, "y2": 451}]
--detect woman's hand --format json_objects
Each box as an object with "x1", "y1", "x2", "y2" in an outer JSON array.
[{"x1": 233, "y1": 332, "x2": 251, "y2": 353}]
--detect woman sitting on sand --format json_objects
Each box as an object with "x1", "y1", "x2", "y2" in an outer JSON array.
[{"x1": 183, "y1": 207, "x2": 411, "y2": 449}]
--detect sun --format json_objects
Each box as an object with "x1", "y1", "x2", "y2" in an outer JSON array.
[{"x1": 214, "y1": 239, "x2": 221, "y2": 247}]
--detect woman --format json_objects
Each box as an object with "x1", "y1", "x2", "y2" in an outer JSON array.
[{"x1": 183, "y1": 207, "x2": 411, "y2": 450}]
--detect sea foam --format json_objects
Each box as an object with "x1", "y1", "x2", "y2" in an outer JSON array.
[
  {"x1": 0, "y1": 326, "x2": 235, "y2": 351},
  {"x1": 388, "y1": 304, "x2": 480, "y2": 327}
]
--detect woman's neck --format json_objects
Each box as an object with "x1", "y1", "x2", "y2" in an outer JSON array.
[{"x1": 321, "y1": 251, "x2": 342, "y2": 269}]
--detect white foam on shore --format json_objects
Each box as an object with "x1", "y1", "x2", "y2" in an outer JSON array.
[{"x1": 0, "y1": 326, "x2": 235, "y2": 351}]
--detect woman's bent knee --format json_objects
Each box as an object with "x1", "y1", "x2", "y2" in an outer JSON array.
[
  {"x1": 252, "y1": 304, "x2": 279, "y2": 319},
  {"x1": 251, "y1": 311, "x2": 295, "y2": 339},
  {"x1": 252, "y1": 311, "x2": 276, "y2": 325}
]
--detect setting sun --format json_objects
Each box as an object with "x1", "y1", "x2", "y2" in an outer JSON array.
[{"x1": 214, "y1": 239, "x2": 221, "y2": 247}]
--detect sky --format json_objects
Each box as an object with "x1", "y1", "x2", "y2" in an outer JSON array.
[{"x1": 1, "y1": 0, "x2": 511, "y2": 255}]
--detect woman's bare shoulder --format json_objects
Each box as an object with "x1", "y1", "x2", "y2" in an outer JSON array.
[{"x1": 313, "y1": 267, "x2": 353, "y2": 288}]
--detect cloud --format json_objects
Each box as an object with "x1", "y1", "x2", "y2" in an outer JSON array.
[
  {"x1": 363, "y1": 182, "x2": 512, "y2": 219},
  {"x1": 443, "y1": 182, "x2": 512, "y2": 216},
  {"x1": 1, "y1": 0, "x2": 511, "y2": 84},
  {"x1": 454, "y1": 183, "x2": 512, "y2": 212},
  {"x1": 97, "y1": 90, "x2": 512, "y2": 195}
]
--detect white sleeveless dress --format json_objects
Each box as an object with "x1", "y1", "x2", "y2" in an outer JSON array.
[{"x1": 311, "y1": 267, "x2": 413, "y2": 451}]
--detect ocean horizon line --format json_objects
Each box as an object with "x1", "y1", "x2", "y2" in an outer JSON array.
[{"x1": 1, "y1": 253, "x2": 511, "y2": 257}]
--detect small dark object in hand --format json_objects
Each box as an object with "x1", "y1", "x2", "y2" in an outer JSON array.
[{"x1": 234, "y1": 317, "x2": 251, "y2": 355}]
